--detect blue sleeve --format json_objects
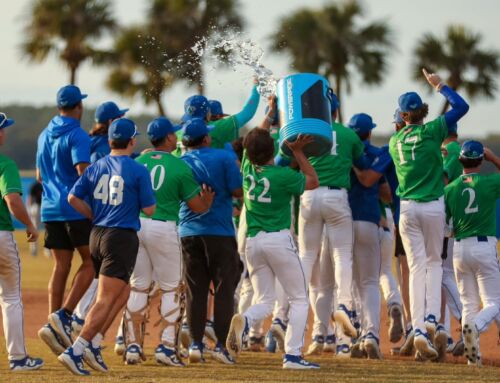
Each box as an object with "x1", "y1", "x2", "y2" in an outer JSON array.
[
  {"x1": 440, "y1": 85, "x2": 469, "y2": 131},
  {"x1": 371, "y1": 147, "x2": 393, "y2": 174},
  {"x1": 233, "y1": 86, "x2": 260, "y2": 128},
  {"x1": 353, "y1": 154, "x2": 370, "y2": 170},
  {"x1": 70, "y1": 129, "x2": 91, "y2": 166},
  {"x1": 69, "y1": 167, "x2": 91, "y2": 199},
  {"x1": 223, "y1": 152, "x2": 243, "y2": 192},
  {"x1": 138, "y1": 167, "x2": 156, "y2": 208}
]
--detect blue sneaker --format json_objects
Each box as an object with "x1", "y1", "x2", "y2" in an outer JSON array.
[
  {"x1": 188, "y1": 341, "x2": 205, "y2": 364},
  {"x1": 114, "y1": 335, "x2": 125, "y2": 356},
  {"x1": 58, "y1": 347, "x2": 90, "y2": 376},
  {"x1": 125, "y1": 344, "x2": 144, "y2": 365},
  {"x1": 10, "y1": 356, "x2": 44, "y2": 371},
  {"x1": 364, "y1": 332, "x2": 382, "y2": 359},
  {"x1": 48, "y1": 309, "x2": 73, "y2": 347},
  {"x1": 265, "y1": 330, "x2": 277, "y2": 353},
  {"x1": 71, "y1": 314, "x2": 85, "y2": 336},
  {"x1": 333, "y1": 304, "x2": 357, "y2": 338},
  {"x1": 270, "y1": 318, "x2": 287, "y2": 351},
  {"x1": 212, "y1": 342, "x2": 235, "y2": 365},
  {"x1": 38, "y1": 323, "x2": 66, "y2": 355},
  {"x1": 336, "y1": 343, "x2": 351, "y2": 358},
  {"x1": 226, "y1": 314, "x2": 248, "y2": 358},
  {"x1": 399, "y1": 326, "x2": 415, "y2": 356},
  {"x1": 155, "y1": 344, "x2": 185, "y2": 367},
  {"x1": 83, "y1": 344, "x2": 108, "y2": 372},
  {"x1": 424, "y1": 314, "x2": 438, "y2": 341},
  {"x1": 414, "y1": 329, "x2": 438, "y2": 360},
  {"x1": 324, "y1": 334, "x2": 336, "y2": 353},
  {"x1": 305, "y1": 335, "x2": 324, "y2": 355},
  {"x1": 283, "y1": 354, "x2": 320, "y2": 369}
]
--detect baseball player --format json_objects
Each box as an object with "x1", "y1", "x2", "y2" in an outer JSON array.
[
  {"x1": 444, "y1": 141, "x2": 500, "y2": 366},
  {"x1": 36, "y1": 85, "x2": 95, "y2": 356},
  {"x1": 388, "y1": 69, "x2": 469, "y2": 360},
  {"x1": 58, "y1": 118, "x2": 156, "y2": 376},
  {"x1": 122, "y1": 117, "x2": 214, "y2": 366},
  {"x1": 0, "y1": 113, "x2": 44, "y2": 371},
  {"x1": 226, "y1": 129, "x2": 320, "y2": 369}
]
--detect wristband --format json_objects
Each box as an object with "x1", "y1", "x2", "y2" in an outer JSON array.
[{"x1": 436, "y1": 82, "x2": 444, "y2": 92}]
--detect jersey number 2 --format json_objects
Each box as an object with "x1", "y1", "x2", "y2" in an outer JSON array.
[
  {"x1": 246, "y1": 175, "x2": 271, "y2": 203},
  {"x1": 94, "y1": 175, "x2": 124, "y2": 206},
  {"x1": 462, "y1": 187, "x2": 479, "y2": 214}
]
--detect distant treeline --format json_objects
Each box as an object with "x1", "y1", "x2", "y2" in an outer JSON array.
[{"x1": 2, "y1": 103, "x2": 500, "y2": 175}]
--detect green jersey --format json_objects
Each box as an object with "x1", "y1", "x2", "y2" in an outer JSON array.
[
  {"x1": 308, "y1": 122, "x2": 364, "y2": 189},
  {"x1": 136, "y1": 151, "x2": 201, "y2": 223},
  {"x1": 270, "y1": 126, "x2": 280, "y2": 156},
  {"x1": 443, "y1": 140, "x2": 463, "y2": 182},
  {"x1": 0, "y1": 155, "x2": 22, "y2": 231},
  {"x1": 242, "y1": 153, "x2": 305, "y2": 237},
  {"x1": 445, "y1": 173, "x2": 500, "y2": 240},
  {"x1": 389, "y1": 116, "x2": 448, "y2": 202}
]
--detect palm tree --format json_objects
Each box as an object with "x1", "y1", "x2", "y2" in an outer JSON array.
[
  {"x1": 413, "y1": 25, "x2": 499, "y2": 114},
  {"x1": 148, "y1": 0, "x2": 244, "y2": 95},
  {"x1": 106, "y1": 26, "x2": 175, "y2": 116},
  {"x1": 272, "y1": 0, "x2": 393, "y2": 122},
  {"x1": 21, "y1": 0, "x2": 116, "y2": 85}
]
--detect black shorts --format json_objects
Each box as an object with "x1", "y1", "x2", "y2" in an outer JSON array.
[
  {"x1": 394, "y1": 224, "x2": 406, "y2": 257},
  {"x1": 90, "y1": 226, "x2": 139, "y2": 283},
  {"x1": 44, "y1": 220, "x2": 92, "y2": 250}
]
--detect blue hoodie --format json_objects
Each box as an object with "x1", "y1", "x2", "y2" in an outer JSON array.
[
  {"x1": 90, "y1": 135, "x2": 110, "y2": 163},
  {"x1": 36, "y1": 115, "x2": 91, "y2": 222}
]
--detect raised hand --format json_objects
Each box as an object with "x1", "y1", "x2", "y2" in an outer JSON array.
[
  {"x1": 422, "y1": 68, "x2": 443, "y2": 90},
  {"x1": 284, "y1": 134, "x2": 314, "y2": 153}
]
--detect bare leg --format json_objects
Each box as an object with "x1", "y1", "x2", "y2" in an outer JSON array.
[
  {"x1": 62, "y1": 245, "x2": 94, "y2": 312},
  {"x1": 100, "y1": 286, "x2": 130, "y2": 336},
  {"x1": 48, "y1": 249, "x2": 73, "y2": 313}
]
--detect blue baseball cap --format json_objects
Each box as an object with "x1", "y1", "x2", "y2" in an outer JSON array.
[
  {"x1": 348, "y1": 113, "x2": 376, "y2": 134},
  {"x1": 182, "y1": 118, "x2": 211, "y2": 141},
  {"x1": 0, "y1": 113, "x2": 15, "y2": 129},
  {"x1": 393, "y1": 108, "x2": 404, "y2": 125},
  {"x1": 182, "y1": 95, "x2": 210, "y2": 122},
  {"x1": 57, "y1": 85, "x2": 87, "y2": 108},
  {"x1": 108, "y1": 118, "x2": 140, "y2": 141},
  {"x1": 209, "y1": 100, "x2": 227, "y2": 116},
  {"x1": 398, "y1": 92, "x2": 423, "y2": 112},
  {"x1": 330, "y1": 91, "x2": 340, "y2": 112},
  {"x1": 147, "y1": 117, "x2": 180, "y2": 140},
  {"x1": 460, "y1": 140, "x2": 484, "y2": 159},
  {"x1": 95, "y1": 101, "x2": 129, "y2": 123}
]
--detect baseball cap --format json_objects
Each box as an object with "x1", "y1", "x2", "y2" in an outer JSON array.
[
  {"x1": 0, "y1": 113, "x2": 15, "y2": 129},
  {"x1": 95, "y1": 101, "x2": 129, "y2": 123},
  {"x1": 348, "y1": 113, "x2": 376, "y2": 134},
  {"x1": 398, "y1": 92, "x2": 423, "y2": 112},
  {"x1": 108, "y1": 118, "x2": 140, "y2": 141},
  {"x1": 182, "y1": 118, "x2": 210, "y2": 141},
  {"x1": 460, "y1": 140, "x2": 484, "y2": 159},
  {"x1": 147, "y1": 117, "x2": 180, "y2": 140},
  {"x1": 209, "y1": 100, "x2": 227, "y2": 116},
  {"x1": 57, "y1": 85, "x2": 87, "y2": 108},
  {"x1": 393, "y1": 108, "x2": 404, "y2": 125},
  {"x1": 182, "y1": 95, "x2": 210, "y2": 122}
]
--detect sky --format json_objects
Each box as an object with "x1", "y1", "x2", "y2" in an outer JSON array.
[{"x1": 1, "y1": 0, "x2": 500, "y2": 137}]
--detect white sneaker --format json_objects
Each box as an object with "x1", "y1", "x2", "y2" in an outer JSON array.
[
  {"x1": 333, "y1": 305, "x2": 357, "y2": 338},
  {"x1": 336, "y1": 343, "x2": 351, "y2": 358},
  {"x1": 364, "y1": 334, "x2": 382, "y2": 360},
  {"x1": 323, "y1": 335, "x2": 336, "y2": 353},
  {"x1": 226, "y1": 314, "x2": 248, "y2": 358},
  {"x1": 399, "y1": 327, "x2": 415, "y2": 356},
  {"x1": 270, "y1": 318, "x2": 287, "y2": 352},
  {"x1": 125, "y1": 344, "x2": 144, "y2": 365},
  {"x1": 463, "y1": 323, "x2": 480, "y2": 364},
  {"x1": 414, "y1": 330, "x2": 438, "y2": 360},
  {"x1": 305, "y1": 335, "x2": 324, "y2": 356},
  {"x1": 433, "y1": 324, "x2": 449, "y2": 362}
]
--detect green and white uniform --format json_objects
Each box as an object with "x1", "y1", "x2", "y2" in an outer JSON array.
[
  {"x1": 0, "y1": 155, "x2": 30, "y2": 361},
  {"x1": 443, "y1": 141, "x2": 463, "y2": 183},
  {"x1": 444, "y1": 173, "x2": 500, "y2": 338},
  {"x1": 124, "y1": 151, "x2": 201, "y2": 351},
  {"x1": 388, "y1": 116, "x2": 447, "y2": 335},
  {"x1": 240, "y1": 153, "x2": 309, "y2": 356}
]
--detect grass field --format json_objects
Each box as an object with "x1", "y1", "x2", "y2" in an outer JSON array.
[{"x1": 1, "y1": 231, "x2": 500, "y2": 382}]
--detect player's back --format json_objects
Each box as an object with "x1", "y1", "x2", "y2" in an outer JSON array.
[{"x1": 445, "y1": 173, "x2": 500, "y2": 240}]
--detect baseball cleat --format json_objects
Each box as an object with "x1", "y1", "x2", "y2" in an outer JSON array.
[
  {"x1": 463, "y1": 323, "x2": 480, "y2": 364},
  {"x1": 204, "y1": 320, "x2": 218, "y2": 343},
  {"x1": 424, "y1": 314, "x2": 438, "y2": 343},
  {"x1": 306, "y1": 335, "x2": 324, "y2": 356},
  {"x1": 38, "y1": 323, "x2": 66, "y2": 355},
  {"x1": 71, "y1": 314, "x2": 85, "y2": 338},
  {"x1": 270, "y1": 318, "x2": 287, "y2": 351},
  {"x1": 48, "y1": 309, "x2": 73, "y2": 347},
  {"x1": 414, "y1": 329, "x2": 438, "y2": 360},
  {"x1": 333, "y1": 305, "x2": 357, "y2": 338},
  {"x1": 323, "y1": 334, "x2": 336, "y2": 353},
  {"x1": 452, "y1": 338, "x2": 465, "y2": 356},
  {"x1": 350, "y1": 337, "x2": 366, "y2": 359},
  {"x1": 336, "y1": 343, "x2": 351, "y2": 358},
  {"x1": 388, "y1": 304, "x2": 404, "y2": 343},
  {"x1": 83, "y1": 344, "x2": 108, "y2": 372},
  {"x1": 58, "y1": 347, "x2": 90, "y2": 376},
  {"x1": 364, "y1": 333, "x2": 382, "y2": 360},
  {"x1": 399, "y1": 327, "x2": 415, "y2": 356},
  {"x1": 124, "y1": 344, "x2": 144, "y2": 365},
  {"x1": 433, "y1": 324, "x2": 449, "y2": 362},
  {"x1": 264, "y1": 330, "x2": 277, "y2": 353},
  {"x1": 9, "y1": 356, "x2": 44, "y2": 371},
  {"x1": 212, "y1": 343, "x2": 236, "y2": 365},
  {"x1": 283, "y1": 354, "x2": 320, "y2": 369},
  {"x1": 226, "y1": 314, "x2": 248, "y2": 358},
  {"x1": 188, "y1": 341, "x2": 205, "y2": 364},
  {"x1": 155, "y1": 344, "x2": 185, "y2": 367},
  {"x1": 248, "y1": 336, "x2": 264, "y2": 352},
  {"x1": 114, "y1": 335, "x2": 125, "y2": 356}
]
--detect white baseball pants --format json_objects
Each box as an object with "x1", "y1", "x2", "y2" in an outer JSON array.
[
  {"x1": 0, "y1": 231, "x2": 27, "y2": 360},
  {"x1": 299, "y1": 187, "x2": 353, "y2": 310},
  {"x1": 442, "y1": 239, "x2": 463, "y2": 321},
  {"x1": 379, "y1": 208, "x2": 402, "y2": 308},
  {"x1": 244, "y1": 230, "x2": 308, "y2": 356},
  {"x1": 399, "y1": 197, "x2": 445, "y2": 333},
  {"x1": 73, "y1": 278, "x2": 98, "y2": 320},
  {"x1": 453, "y1": 236, "x2": 500, "y2": 333}
]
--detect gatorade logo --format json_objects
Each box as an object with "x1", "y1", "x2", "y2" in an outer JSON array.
[{"x1": 286, "y1": 78, "x2": 294, "y2": 120}]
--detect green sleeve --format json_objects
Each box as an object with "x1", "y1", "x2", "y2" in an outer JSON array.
[
  {"x1": 283, "y1": 167, "x2": 306, "y2": 196},
  {"x1": 0, "y1": 160, "x2": 22, "y2": 198},
  {"x1": 426, "y1": 116, "x2": 448, "y2": 144},
  {"x1": 210, "y1": 117, "x2": 238, "y2": 149},
  {"x1": 179, "y1": 163, "x2": 201, "y2": 202},
  {"x1": 487, "y1": 174, "x2": 500, "y2": 198}
]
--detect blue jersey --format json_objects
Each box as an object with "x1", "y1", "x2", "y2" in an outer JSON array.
[
  {"x1": 371, "y1": 145, "x2": 400, "y2": 225},
  {"x1": 349, "y1": 141, "x2": 383, "y2": 225},
  {"x1": 179, "y1": 147, "x2": 242, "y2": 237},
  {"x1": 90, "y1": 135, "x2": 110, "y2": 163},
  {"x1": 70, "y1": 155, "x2": 155, "y2": 230},
  {"x1": 37, "y1": 115, "x2": 90, "y2": 222}
]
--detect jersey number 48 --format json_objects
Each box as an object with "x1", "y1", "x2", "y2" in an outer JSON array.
[{"x1": 93, "y1": 174, "x2": 125, "y2": 206}]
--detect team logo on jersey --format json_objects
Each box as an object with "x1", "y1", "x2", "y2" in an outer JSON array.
[
  {"x1": 463, "y1": 176, "x2": 473, "y2": 183},
  {"x1": 151, "y1": 154, "x2": 162, "y2": 160}
]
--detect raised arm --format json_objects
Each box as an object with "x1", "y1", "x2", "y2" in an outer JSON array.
[
  {"x1": 484, "y1": 147, "x2": 500, "y2": 171},
  {"x1": 233, "y1": 84, "x2": 260, "y2": 128},
  {"x1": 259, "y1": 96, "x2": 277, "y2": 131},
  {"x1": 285, "y1": 135, "x2": 319, "y2": 190}
]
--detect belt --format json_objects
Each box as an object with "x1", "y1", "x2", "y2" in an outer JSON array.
[
  {"x1": 383, "y1": 227, "x2": 390, "y2": 233},
  {"x1": 401, "y1": 198, "x2": 439, "y2": 202},
  {"x1": 327, "y1": 186, "x2": 341, "y2": 190},
  {"x1": 456, "y1": 236, "x2": 488, "y2": 242}
]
